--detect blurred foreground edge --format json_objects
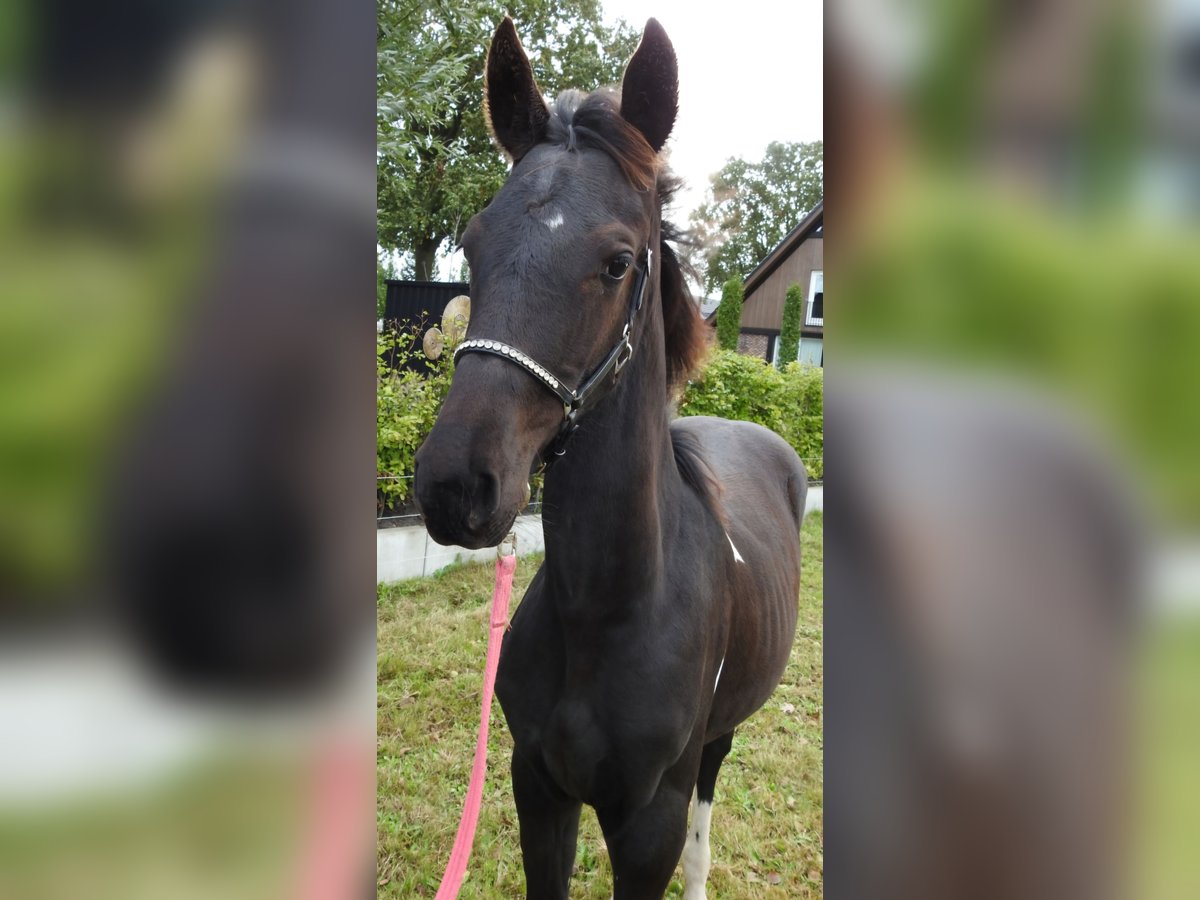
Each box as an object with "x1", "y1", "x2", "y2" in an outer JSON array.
[
  {"x1": 91, "y1": 2, "x2": 376, "y2": 699},
  {"x1": 1, "y1": 2, "x2": 377, "y2": 900},
  {"x1": 822, "y1": 0, "x2": 1200, "y2": 894},
  {"x1": 825, "y1": 366, "x2": 1141, "y2": 900}
]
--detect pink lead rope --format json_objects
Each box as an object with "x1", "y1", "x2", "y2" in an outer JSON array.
[{"x1": 435, "y1": 533, "x2": 517, "y2": 899}]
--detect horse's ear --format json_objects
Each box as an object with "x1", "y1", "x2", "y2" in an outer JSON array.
[
  {"x1": 620, "y1": 18, "x2": 678, "y2": 153},
  {"x1": 485, "y1": 17, "x2": 549, "y2": 162}
]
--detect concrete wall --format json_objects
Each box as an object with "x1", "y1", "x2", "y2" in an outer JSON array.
[
  {"x1": 377, "y1": 487, "x2": 823, "y2": 584},
  {"x1": 377, "y1": 514, "x2": 546, "y2": 584}
]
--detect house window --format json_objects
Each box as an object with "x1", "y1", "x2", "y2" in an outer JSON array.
[
  {"x1": 806, "y1": 270, "x2": 823, "y2": 326},
  {"x1": 799, "y1": 336, "x2": 823, "y2": 367}
]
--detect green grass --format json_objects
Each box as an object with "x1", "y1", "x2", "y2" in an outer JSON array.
[
  {"x1": 1133, "y1": 615, "x2": 1200, "y2": 900},
  {"x1": 377, "y1": 512, "x2": 824, "y2": 897},
  {"x1": 0, "y1": 755, "x2": 305, "y2": 900}
]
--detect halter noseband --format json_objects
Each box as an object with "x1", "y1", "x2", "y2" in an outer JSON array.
[{"x1": 453, "y1": 247, "x2": 653, "y2": 460}]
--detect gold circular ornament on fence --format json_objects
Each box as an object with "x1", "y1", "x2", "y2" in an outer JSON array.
[
  {"x1": 442, "y1": 295, "x2": 471, "y2": 344},
  {"x1": 422, "y1": 326, "x2": 445, "y2": 360}
]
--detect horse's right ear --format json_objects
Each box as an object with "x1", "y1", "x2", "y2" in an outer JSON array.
[{"x1": 485, "y1": 17, "x2": 549, "y2": 162}]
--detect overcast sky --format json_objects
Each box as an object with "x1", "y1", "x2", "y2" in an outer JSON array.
[{"x1": 600, "y1": 0, "x2": 824, "y2": 222}]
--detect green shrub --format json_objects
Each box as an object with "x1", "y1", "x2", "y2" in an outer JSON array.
[
  {"x1": 378, "y1": 342, "x2": 823, "y2": 512},
  {"x1": 715, "y1": 277, "x2": 744, "y2": 351},
  {"x1": 778, "y1": 282, "x2": 803, "y2": 366},
  {"x1": 377, "y1": 250, "x2": 398, "y2": 318},
  {"x1": 377, "y1": 325, "x2": 452, "y2": 507},
  {"x1": 679, "y1": 350, "x2": 823, "y2": 479},
  {"x1": 773, "y1": 361, "x2": 824, "y2": 475}
]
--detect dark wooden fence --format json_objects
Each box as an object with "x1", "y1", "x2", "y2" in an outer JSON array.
[{"x1": 381, "y1": 280, "x2": 469, "y2": 374}]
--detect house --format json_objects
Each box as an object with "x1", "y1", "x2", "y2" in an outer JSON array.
[
  {"x1": 698, "y1": 295, "x2": 721, "y2": 320},
  {"x1": 708, "y1": 201, "x2": 823, "y2": 366}
]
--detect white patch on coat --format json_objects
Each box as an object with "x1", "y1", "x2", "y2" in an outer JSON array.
[
  {"x1": 682, "y1": 788, "x2": 714, "y2": 900},
  {"x1": 725, "y1": 531, "x2": 745, "y2": 564},
  {"x1": 713, "y1": 657, "x2": 725, "y2": 694},
  {"x1": 542, "y1": 209, "x2": 564, "y2": 230}
]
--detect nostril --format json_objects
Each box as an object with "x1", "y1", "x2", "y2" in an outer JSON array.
[{"x1": 466, "y1": 471, "x2": 500, "y2": 532}]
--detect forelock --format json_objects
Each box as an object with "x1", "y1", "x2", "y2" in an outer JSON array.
[{"x1": 544, "y1": 89, "x2": 659, "y2": 191}]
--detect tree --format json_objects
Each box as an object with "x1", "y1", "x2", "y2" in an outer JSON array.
[
  {"x1": 377, "y1": 249, "x2": 399, "y2": 318},
  {"x1": 778, "y1": 282, "x2": 803, "y2": 366},
  {"x1": 690, "y1": 140, "x2": 823, "y2": 296},
  {"x1": 377, "y1": 0, "x2": 639, "y2": 280},
  {"x1": 715, "y1": 277, "x2": 744, "y2": 351}
]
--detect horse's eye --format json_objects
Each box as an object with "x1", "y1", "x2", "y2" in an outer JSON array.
[{"x1": 604, "y1": 255, "x2": 633, "y2": 281}]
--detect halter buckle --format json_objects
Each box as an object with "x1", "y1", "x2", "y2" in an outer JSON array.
[
  {"x1": 614, "y1": 326, "x2": 634, "y2": 374},
  {"x1": 497, "y1": 531, "x2": 517, "y2": 558}
]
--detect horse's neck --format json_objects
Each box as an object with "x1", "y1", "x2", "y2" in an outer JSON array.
[{"x1": 541, "y1": 331, "x2": 680, "y2": 614}]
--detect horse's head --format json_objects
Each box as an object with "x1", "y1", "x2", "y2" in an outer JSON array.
[{"x1": 415, "y1": 17, "x2": 684, "y2": 548}]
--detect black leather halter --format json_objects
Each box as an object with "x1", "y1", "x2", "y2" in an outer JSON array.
[{"x1": 453, "y1": 247, "x2": 653, "y2": 460}]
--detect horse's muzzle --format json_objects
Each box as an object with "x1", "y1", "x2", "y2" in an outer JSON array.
[
  {"x1": 413, "y1": 352, "x2": 560, "y2": 549},
  {"x1": 413, "y1": 452, "x2": 511, "y2": 549}
]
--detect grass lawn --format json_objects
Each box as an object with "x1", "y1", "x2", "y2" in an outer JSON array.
[
  {"x1": 377, "y1": 512, "x2": 824, "y2": 898},
  {"x1": 1133, "y1": 615, "x2": 1200, "y2": 900},
  {"x1": 0, "y1": 755, "x2": 307, "y2": 900}
]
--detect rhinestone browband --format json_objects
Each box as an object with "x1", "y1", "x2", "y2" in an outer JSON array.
[{"x1": 453, "y1": 339, "x2": 565, "y2": 396}]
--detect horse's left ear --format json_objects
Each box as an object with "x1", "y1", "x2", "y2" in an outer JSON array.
[{"x1": 620, "y1": 18, "x2": 679, "y2": 153}]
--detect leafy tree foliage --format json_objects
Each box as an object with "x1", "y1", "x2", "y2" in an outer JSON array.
[
  {"x1": 690, "y1": 140, "x2": 823, "y2": 295},
  {"x1": 378, "y1": 0, "x2": 638, "y2": 279},
  {"x1": 778, "y1": 281, "x2": 803, "y2": 366},
  {"x1": 715, "y1": 276, "x2": 744, "y2": 351},
  {"x1": 377, "y1": 250, "x2": 399, "y2": 317}
]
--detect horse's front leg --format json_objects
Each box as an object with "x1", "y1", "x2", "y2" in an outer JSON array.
[
  {"x1": 597, "y1": 754, "x2": 700, "y2": 900},
  {"x1": 512, "y1": 748, "x2": 583, "y2": 899}
]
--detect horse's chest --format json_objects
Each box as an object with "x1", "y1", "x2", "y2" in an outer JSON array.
[
  {"x1": 538, "y1": 693, "x2": 688, "y2": 809},
  {"x1": 500, "y1": 634, "x2": 703, "y2": 807},
  {"x1": 497, "y1": 580, "x2": 715, "y2": 805}
]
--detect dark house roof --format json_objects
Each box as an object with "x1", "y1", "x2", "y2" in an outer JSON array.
[{"x1": 742, "y1": 200, "x2": 823, "y2": 298}]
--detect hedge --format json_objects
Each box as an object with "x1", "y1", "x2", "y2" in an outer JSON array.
[
  {"x1": 377, "y1": 327, "x2": 452, "y2": 507},
  {"x1": 378, "y1": 339, "x2": 824, "y2": 506},
  {"x1": 678, "y1": 349, "x2": 823, "y2": 480}
]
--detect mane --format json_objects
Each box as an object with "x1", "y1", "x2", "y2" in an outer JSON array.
[
  {"x1": 545, "y1": 90, "x2": 712, "y2": 392},
  {"x1": 670, "y1": 426, "x2": 727, "y2": 525}
]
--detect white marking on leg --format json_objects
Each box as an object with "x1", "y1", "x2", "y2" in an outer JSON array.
[
  {"x1": 682, "y1": 788, "x2": 714, "y2": 900},
  {"x1": 713, "y1": 657, "x2": 725, "y2": 694},
  {"x1": 725, "y1": 530, "x2": 745, "y2": 564}
]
